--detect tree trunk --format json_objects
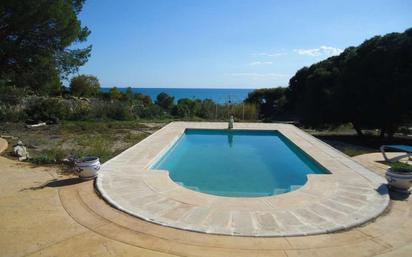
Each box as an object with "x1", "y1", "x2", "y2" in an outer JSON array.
[
  {"x1": 353, "y1": 123, "x2": 364, "y2": 137},
  {"x1": 387, "y1": 129, "x2": 395, "y2": 139},
  {"x1": 380, "y1": 128, "x2": 385, "y2": 138}
]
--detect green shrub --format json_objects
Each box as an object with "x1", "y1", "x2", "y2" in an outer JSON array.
[
  {"x1": 89, "y1": 101, "x2": 133, "y2": 120},
  {"x1": 106, "y1": 102, "x2": 133, "y2": 120},
  {"x1": 25, "y1": 98, "x2": 69, "y2": 122},
  {"x1": 155, "y1": 92, "x2": 174, "y2": 112},
  {"x1": 70, "y1": 75, "x2": 100, "y2": 97},
  {"x1": 30, "y1": 148, "x2": 67, "y2": 165},
  {"x1": 0, "y1": 105, "x2": 27, "y2": 122},
  {"x1": 390, "y1": 162, "x2": 412, "y2": 173},
  {"x1": 76, "y1": 135, "x2": 113, "y2": 163},
  {"x1": 108, "y1": 87, "x2": 122, "y2": 101},
  {"x1": 230, "y1": 103, "x2": 258, "y2": 121},
  {"x1": 67, "y1": 100, "x2": 91, "y2": 120},
  {"x1": 139, "y1": 104, "x2": 165, "y2": 119},
  {"x1": 0, "y1": 83, "x2": 28, "y2": 105},
  {"x1": 398, "y1": 126, "x2": 411, "y2": 136}
]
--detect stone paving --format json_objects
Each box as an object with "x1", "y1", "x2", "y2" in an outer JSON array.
[
  {"x1": 1, "y1": 135, "x2": 412, "y2": 257},
  {"x1": 96, "y1": 122, "x2": 389, "y2": 236}
]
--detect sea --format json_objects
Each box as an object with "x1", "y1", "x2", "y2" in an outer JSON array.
[{"x1": 100, "y1": 88, "x2": 254, "y2": 104}]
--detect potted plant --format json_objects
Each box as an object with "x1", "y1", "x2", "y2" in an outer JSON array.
[
  {"x1": 385, "y1": 162, "x2": 412, "y2": 192},
  {"x1": 75, "y1": 156, "x2": 100, "y2": 179}
]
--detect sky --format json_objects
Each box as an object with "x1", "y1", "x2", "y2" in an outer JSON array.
[{"x1": 76, "y1": 0, "x2": 412, "y2": 89}]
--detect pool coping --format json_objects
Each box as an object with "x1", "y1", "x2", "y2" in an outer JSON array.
[{"x1": 96, "y1": 122, "x2": 389, "y2": 237}]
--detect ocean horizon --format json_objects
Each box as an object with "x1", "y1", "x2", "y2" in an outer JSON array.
[{"x1": 100, "y1": 87, "x2": 256, "y2": 104}]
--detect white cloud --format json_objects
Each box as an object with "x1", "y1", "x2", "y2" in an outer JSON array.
[
  {"x1": 227, "y1": 72, "x2": 289, "y2": 80},
  {"x1": 254, "y1": 52, "x2": 287, "y2": 57},
  {"x1": 248, "y1": 61, "x2": 273, "y2": 66},
  {"x1": 294, "y1": 45, "x2": 343, "y2": 57}
]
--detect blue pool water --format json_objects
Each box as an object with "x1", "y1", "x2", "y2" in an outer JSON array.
[{"x1": 152, "y1": 129, "x2": 328, "y2": 197}]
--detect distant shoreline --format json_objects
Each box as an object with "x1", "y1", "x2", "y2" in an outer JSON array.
[
  {"x1": 100, "y1": 87, "x2": 257, "y2": 103},
  {"x1": 101, "y1": 87, "x2": 258, "y2": 89}
]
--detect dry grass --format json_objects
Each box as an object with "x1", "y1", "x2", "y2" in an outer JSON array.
[{"x1": 0, "y1": 120, "x2": 165, "y2": 165}]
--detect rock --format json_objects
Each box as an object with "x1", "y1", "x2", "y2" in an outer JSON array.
[
  {"x1": 79, "y1": 97, "x2": 91, "y2": 103},
  {"x1": 25, "y1": 122, "x2": 47, "y2": 128},
  {"x1": 12, "y1": 141, "x2": 30, "y2": 161},
  {"x1": 62, "y1": 155, "x2": 76, "y2": 164}
]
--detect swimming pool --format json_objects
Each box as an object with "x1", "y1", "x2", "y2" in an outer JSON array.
[
  {"x1": 97, "y1": 122, "x2": 389, "y2": 236},
  {"x1": 152, "y1": 129, "x2": 328, "y2": 197}
]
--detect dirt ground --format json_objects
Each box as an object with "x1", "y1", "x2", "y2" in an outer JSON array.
[{"x1": 0, "y1": 121, "x2": 165, "y2": 164}]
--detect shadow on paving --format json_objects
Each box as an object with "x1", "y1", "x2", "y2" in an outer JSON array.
[
  {"x1": 21, "y1": 177, "x2": 87, "y2": 191},
  {"x1": 389, "y1": 189, "x2": 410, "y2": 201}
]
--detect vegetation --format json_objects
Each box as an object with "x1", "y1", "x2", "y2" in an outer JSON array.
[
  {"x1": 245, "y1": 87, "x2": 289, "y2": 121},
  {"x1": 0, "y1": 0, "x2": 91, "y2": 94},
  {"x1": 70, "y1": 75, "x2": 100, "y2": 97},
  {"x1": 246, "y1": 28, "x2": 412, "y2": 138},
  {"x1": 1, "y1": 121, "x2": 162, "y2": 164},
  {"x1": 286, "y1": 28, "x2": 412, "y2": 137},
  {"x1": 0, "y1": 82, "x2": 259, "y2": 123},
  {"x1": 390, "y1": 162, "x2": 412, "y2": 173},
  {"x1": 108, "y1": 87, "x2": 122, "y2": 101},
  {"x1": 0, "y1": 1, "x2": 411, "y2": 165},
  {"x1": 1, "y1": 0, "x2": 409, "y2": 134},
  {"x1": 156, "y1": 92, "x2": 175, "y2": 112}
]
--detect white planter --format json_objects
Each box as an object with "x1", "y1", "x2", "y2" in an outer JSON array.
[
  {"x1": 76, "y1": 157, "x2": 100, "y2": 179},
  {"x1": 385, "y1": 168, "x2": 412, "y2": 192}
]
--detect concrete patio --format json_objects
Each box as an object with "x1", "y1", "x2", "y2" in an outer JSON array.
[{"x1": 0, "y1": 137, "x2": 411, "y2": 257}]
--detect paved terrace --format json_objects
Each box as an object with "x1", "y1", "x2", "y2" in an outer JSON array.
[
  {"x1": 97, "y1": 122, "x2": 389, "y2": 236},
  {"x1": 2, "y1": 137, "x2": 412, "y2": 257}
]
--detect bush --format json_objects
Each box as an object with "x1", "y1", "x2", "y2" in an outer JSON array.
[
  {"x1": 172, "y1": 98, "x2": 201, "y2": 118},
  {"x1": 155, "y1": 92, "x2": 174, "y2": 112},
  {"x1": 0, "y1": 82, "x2": 29, "y2": 105},
  {"x1": 70, "y1": 75, "x2": 100, "y2": 97},
  {"x1": 230, "y1": 103, "x2": 258, "y2": 121},
  {"x1": 30, "y1": 148, "x2": 67, "y2": 165},
  {"x1": 198, "y1": 99, "x2": 215, "y2": 119},
  {"x1": 25, "y1": 98, "x2": 70, "y2": 122},
  {"x1": 108, "y1": 87, "x2": 122, "y2": 101},
  {"x1": 90, "y1": 101, "x2": 133, "y2": 120},
  {"x1": 67, "y1": 100, "x2": 91, "y2": 120},
  {"x1": 77, "y1": 135, "x2": 113, "y2": 163},
  {"x1": 139, "y1": 104, "x2": 166, "y2": 119},
  {"x1": 0, "y1": 105, "x2": 27, "y2": 122},
  {"x1": 245, "y1": 87, "x2": 287, "y2": 121},
  {"x1": 390, "y1": 162, "x2": 412, "y2": 173},
  {"x1": 106, "y1": 102, "x2": 133, "y2": 120}
]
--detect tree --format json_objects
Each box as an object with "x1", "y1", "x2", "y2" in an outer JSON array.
[
  {"x1": 155, "y1": 92, "x2": 174, "y2": 112},
  {"x1": 133, "y1": 93, "x2": 152, "y2": 106},
  {"x1": 70, "y1": 75, "x2": 100, "y2": 97},
  {"x1": 172, "y1": 98, "x2": 201, "y2": 118},
  {"x1": 108, "y1": 87, "x2": 122, "y2": 101},
  {"x1": 199, "y1": 99, "x2": 216, "y2": 119},
  {"x1": 287, "y1": 27, "x2": 412, "y2": 137},
  {"x1": 245, "y1": 87, "x2": 288, "y2": 121},
  {"x1": 124, "y1": 87, "x2": 134, "y2": 101},
  {"x1": 0, "y1": 0, "x2": 91, "y2": 94}
]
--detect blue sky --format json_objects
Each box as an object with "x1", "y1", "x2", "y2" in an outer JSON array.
[{"x1": 77, "y1": 0, "x2": 412, "y2": 88}]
